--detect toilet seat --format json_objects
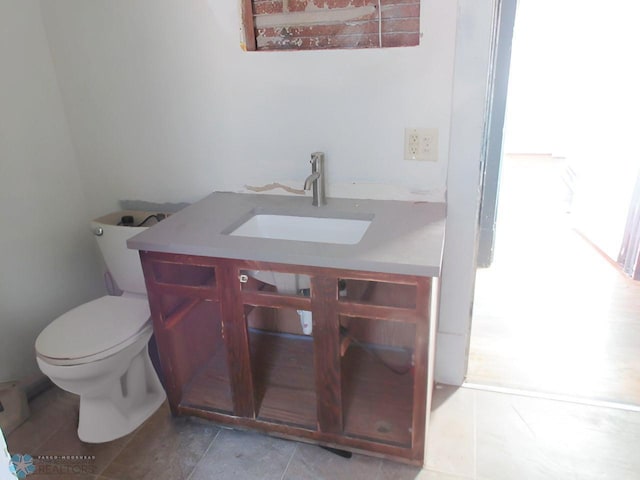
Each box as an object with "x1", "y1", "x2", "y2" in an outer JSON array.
[{"x1": 36, "y1": 295, "x2": 151, "y2": 366}]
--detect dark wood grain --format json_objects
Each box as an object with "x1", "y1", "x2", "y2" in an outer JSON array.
[
  {"x1": 152, "y1": 283, "x2": 218, "y2": 302},
  {"x1": 181, "y1": 339, "x2": 233, "y2": 414},
  {"x1": 250, "y1": 330, "x2": 317, "y2": 429},
  {"x1": 139, "y1": 252, "x2": 222, "y2": 415},
  {"x1": 236, "y1": 259, "x2": 423, "y2": 284},
  {"x1": 337, "y1": 302, "x2": 419, "y2": 323},
  {"x1": 342, "y1": 344, "x2": 414, "y2": 447},
  {"x1": 150, "y1": 261, "x2": 216, "y2": 287},
  {"x1": 139, "y1": 252, "x2": 432, "y2": 464},
  {"x1": 241, "y1": 290, "x2": 311, "y2": 310},
  {"x1": 311, "y1": 275, "x2": 343, "y2": 434},
  {"x1": 218, "y1": 260, "x2": 256, "y2": 418},
  {"x1": 341, "y1": 279, "x2": 417, "y2": 308},
  {"x1": 140, "y1": 252, "x2": 182, "y2": 413},
  {"x1": 178, "y1": 332, "x2": 417, "y2": 456},
  {"x1": 411, "y1": 277, "x2": 431, "y2": 460}
]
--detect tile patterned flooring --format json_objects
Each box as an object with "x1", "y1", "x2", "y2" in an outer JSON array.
[{"x1": 6, "y1": 384, "x2": 640, "y2": 479}]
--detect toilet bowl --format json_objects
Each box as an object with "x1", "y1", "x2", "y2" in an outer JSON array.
[
  {"x1": 35, "y1": 294, "x2": 165, "y2": 443},
  {"x1": 34, "y1": 211, "x2": 167, "y2": 443}
]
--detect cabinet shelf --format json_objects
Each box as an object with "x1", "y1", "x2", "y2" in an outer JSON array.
[
  {"x1": 250, "y1": 330, "x2": 317, "y2": 429},
  {"x1": 181, "y1": 329, "x2": 317, "y2": 429},
  {"x1": 141, "y1": 252, "x2": 433, "y2": 465},
  {"x1": 180, "y1": 328, "x2": 233, "y2": 415},
  {"x1": 179, "y1": 329, "x2": 414, "y2": 447},
  {"x1": 342, "y1": 345, "x2": 414, "y2": 447}
]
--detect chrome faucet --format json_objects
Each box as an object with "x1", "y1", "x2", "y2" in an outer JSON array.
[{"x1": 303, "y1": 152, "x2": 326, "y2": 206}]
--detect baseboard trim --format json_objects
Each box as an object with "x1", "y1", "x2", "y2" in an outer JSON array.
[{"x1": 19, "y1": 374, "x2": 53, "y2": 401}]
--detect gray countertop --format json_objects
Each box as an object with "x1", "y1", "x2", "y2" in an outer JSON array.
[{"x1": 127, "y1": 192, "x2": 446, "y2": 277}]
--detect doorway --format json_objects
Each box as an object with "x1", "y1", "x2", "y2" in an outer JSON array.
[{"x1": 467, "y1": 0, "x2": 640, "y2": 406}]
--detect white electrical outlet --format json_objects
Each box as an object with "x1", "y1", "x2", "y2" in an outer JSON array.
[{"x1": 404, "y1": 128, "x2": 438, "y2": 161}]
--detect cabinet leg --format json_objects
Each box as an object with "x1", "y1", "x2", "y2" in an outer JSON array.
[{"x1": 311, "y1": 276, "x2": 343, "y2": 434}]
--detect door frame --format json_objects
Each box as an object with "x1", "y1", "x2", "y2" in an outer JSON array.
[{"x1": 477, "y1": 0, "x2": 518, "y2": 268}]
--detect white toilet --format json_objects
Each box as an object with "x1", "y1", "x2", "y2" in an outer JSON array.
[{"x1": 35, "y1": 211, "x2": 166, "y2": 443}]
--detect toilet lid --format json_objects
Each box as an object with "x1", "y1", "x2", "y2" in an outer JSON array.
[{"x1": 35, "y1": 295, "x2": 151, "y2": 361}]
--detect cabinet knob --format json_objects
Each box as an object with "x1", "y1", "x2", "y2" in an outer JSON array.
[
  {"x1": 93, "y1": 227, "x2": 104, "y2": 236},
  {"x1": 238, "y1": 274, "x2": 249, "y2": 283}
]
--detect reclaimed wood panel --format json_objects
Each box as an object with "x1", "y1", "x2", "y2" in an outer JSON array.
[{"x1": 246, "y1": 0, "x2": 420, "y2": 51}]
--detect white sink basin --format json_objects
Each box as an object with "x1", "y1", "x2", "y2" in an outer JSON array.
[{"x1": 229, "y1": 214, "x2": 371, "y2": 245}]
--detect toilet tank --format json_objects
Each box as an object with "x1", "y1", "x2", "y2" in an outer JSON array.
[{"x1": 91, "y1": 211, "x2": 165, "y2": 295}]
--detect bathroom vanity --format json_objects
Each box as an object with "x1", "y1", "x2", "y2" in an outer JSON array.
[{"x1": 128, "y1": 192, "x2": 445, "y2": 465}]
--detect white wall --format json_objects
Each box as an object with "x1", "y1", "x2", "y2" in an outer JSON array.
[
  {"x1": 0, "y1": 1, "x2": 105, "y2": 382},
  {"x1": 37, "y1": 0, "x2": 497, "y2": 385},
  {"x1": 39, "y1": 0, "x2": 457, "y2": 220},
  {"x1": 437, "y1": 0, "x2": 496, "y2": 384}
]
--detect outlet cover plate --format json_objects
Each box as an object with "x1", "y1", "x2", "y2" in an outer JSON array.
[{"x1": 404, "y1": 128, "x2": 438, "y2": 161}]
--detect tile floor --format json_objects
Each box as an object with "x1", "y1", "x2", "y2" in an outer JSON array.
[{"x1": 6, "y1": 384, "x2": 640, "y2": 479}]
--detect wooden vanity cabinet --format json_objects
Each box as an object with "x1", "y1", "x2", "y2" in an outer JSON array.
[{"x1": 139, "y1": 250, "x2": 434, "y2": 465}]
